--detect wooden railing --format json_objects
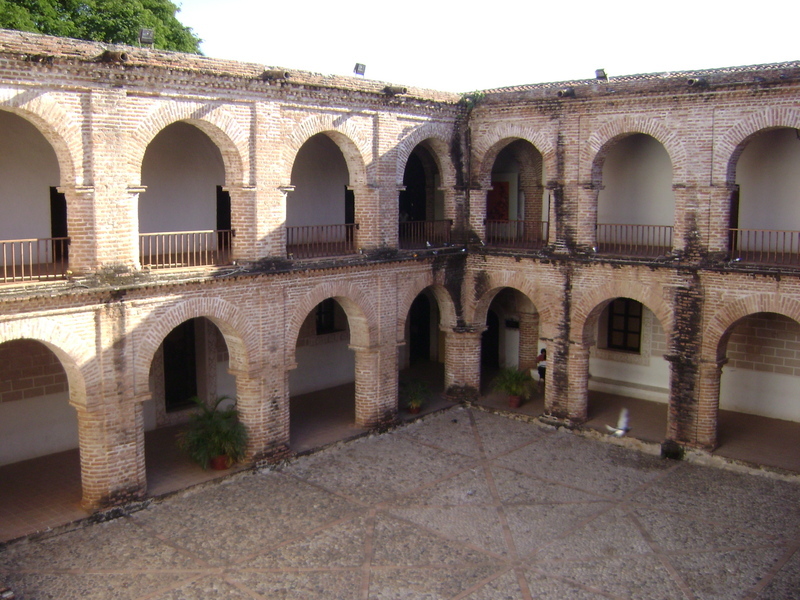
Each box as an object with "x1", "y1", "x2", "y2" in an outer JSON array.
[
  {"x1": 596, "y1": 224, "x2": 673, "y2": 258},
  {"x1": 730, "y1": 229, "x2": 800, "y2": 266},
  {"x1": 1, "y1": 237, "x2": 70, "y2": 283},
  {"x1": 140, "y1": 230, "x2": 233, "y2": 269},
  {"x1": 485, "y1": 220, "x2": 548, "y2": 250},
  {"x1": 399, "y1": 220, "x2": 452, "y2": 249},
  {"x1": 286, "y1": 223, "x2": 359, "y2": 258}
]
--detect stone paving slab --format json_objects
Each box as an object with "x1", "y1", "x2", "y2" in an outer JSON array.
[{"x1": 1, "y1": 406, "x2": 799, "y2": 599}]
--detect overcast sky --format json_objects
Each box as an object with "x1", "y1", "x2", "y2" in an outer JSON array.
[{"x1": 176, "y1": 0, "x2": 798, "y2": 93}]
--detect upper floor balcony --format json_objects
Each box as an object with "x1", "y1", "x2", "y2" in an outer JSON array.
[
  {"x1": 399, "y1": 220, "x2": 452, "y2": 250},
  {"x1": 484, "y1": 220, "x2": 548, "y2": 250},
  {"x1": 286, "y1": 224, "x2": 359, "y2": 259},
  {"x1": 140, "y1": 230, "x2": 234, "y2": 269},
  {"x1": 729, "y1": 229, "x2": 800, "y2": 267},
  {"x1": 595, "y1": 224, "x2": 673, "y2": 259},
  {"x1": 1, "y1": 237, "x2": 70, "y2": 283}
]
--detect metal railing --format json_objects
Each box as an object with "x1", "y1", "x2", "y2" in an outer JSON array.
[
  {"x1": 485, "y1": 220, "x2": 548, "y2": 250},
  {"x1": 399, "y1": 220, "x2": 453, "y2": 249},
  {"x1": 140, "y1": 230, "x2": 234, "y2": 269},
  {"x1": 1, "y1": 237, "x2": 70, "y2": 283},
  {"x1": 729, "y1": 229, "x2": 800, "y2": 266},
  {"x1": 596, "y1": 224, "x2": 673, "y2": 258},
  {"x1": 286, "y1": 223, "x2": 359, "y2": 258}
]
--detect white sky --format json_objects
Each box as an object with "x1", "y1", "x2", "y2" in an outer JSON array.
[{"x1": 176, "y1": 0, "x2": 798, "y2": 93}]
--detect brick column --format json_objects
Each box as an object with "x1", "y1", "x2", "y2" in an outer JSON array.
[
  {"x1": 705, "y1": 184, "x2": 737, "y2": 257},
  {"x1": 545, "y1": 342, "x2": 588, "y2": 423},
  {"x1": 234, "y1": 365, "x2": 289, "y2": 461},
  {"x1": 60, "y1": 185, "x2": 99, "y2": 274},
  {"x1": 468, "y1": 187, "x2": 489, "y2": 241},
  {"x1": 443, "y1": 328, "x2": 483, "y2": 394},
  {"x1": 518, "y1": 312, "x2": 540, "y2": 372},
  {"x1": 669, "y1": 358, "x2": 723, "y2": 450},
  {"x1": 226, "y1": 185, "x2": 259, "y2": 261},
  {"x1": 74, "y1": 395, "x2": 146, "y2": 510},
  {"x1": 353, "y1": 184, "x2": 380, "y2": 251},
  {"x1": 352, "y1": 343, "x2": 398, "y2": 427}
]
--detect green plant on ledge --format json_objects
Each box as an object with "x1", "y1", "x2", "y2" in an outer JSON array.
[
  {"x1": 400, "y1": 379, "x2": 429, "y2": 414},
  {"x1": 177, "y1": 396, "x2": 248, "y2": 470},
  {"x1": 492, "y1": 368, "x2": 533, "y2": 408}
]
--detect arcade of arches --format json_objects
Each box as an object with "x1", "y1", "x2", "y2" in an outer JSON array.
[{"x1": 1, "y1": 30, "x2": 799, "y2": 540}]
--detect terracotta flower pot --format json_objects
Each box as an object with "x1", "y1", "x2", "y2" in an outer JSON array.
[
  {"x1": 210, "y1": 455, "x2": 230, "y2": 470},
  {"x1": 508, "y1": 395, "x2": 522, "y2": 409},
  {"x1": 408, "y1": 406, "x2": 421, "y2": 414}
]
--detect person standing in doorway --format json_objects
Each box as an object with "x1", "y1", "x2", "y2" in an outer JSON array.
[{"x1": 536, "y1": 348, "x2": 547, "y2": 388}]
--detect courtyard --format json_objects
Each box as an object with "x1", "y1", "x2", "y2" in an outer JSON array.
[{"x1": 1, "y1": 407, "x2": 799, "y2": 600}]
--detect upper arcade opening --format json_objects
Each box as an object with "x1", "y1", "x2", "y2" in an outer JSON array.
[{"x1": 398, "y1": 144, "x2": 451, "y2": 249}]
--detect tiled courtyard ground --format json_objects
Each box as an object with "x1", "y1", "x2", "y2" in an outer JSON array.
[{"x1": 1, "y1": 407, "x2": 799, "y2": 600}]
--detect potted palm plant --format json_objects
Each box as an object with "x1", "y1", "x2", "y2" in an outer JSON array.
[
  {"x1": 492, "y1": 368, "x2": 533, "y2": 408},
  {"x1": 177, "y1": 396, "x2": 248, "y2": 470},
  {"x1": 400, "y1": 379, "x2": 429, "y2": 414}
]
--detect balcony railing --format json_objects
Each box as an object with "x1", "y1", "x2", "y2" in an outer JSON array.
[
  {"x1": 399, "y1": 220, "x2": 453, "y2": 249},
  {"x1": 286, "y1": 223, "x2": 359, "y2": 259},
  {"x1": 596, "y1": 224, "x2": 673, "y2": 258},
  {"x1": 1, "y1": 237, "x2": 70, "y2": 283},
  {"x1": 729, "y1": 229, "x2": 800, "y2": 266},
  {"x1": 485, "y1": 220, "x2": 548, "y2": 250},
  {"x1": 140, "y1": 230, "x2": 233, "y2": 269}
]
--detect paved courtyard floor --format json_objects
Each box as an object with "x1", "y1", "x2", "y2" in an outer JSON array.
[{"x1": 1, "y1": 407, "x2": 799, "y2": 600}]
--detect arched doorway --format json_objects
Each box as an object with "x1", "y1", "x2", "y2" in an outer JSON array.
[
  {"x1": 715, "y1": 312, "x2": 800, "y2": 471},
  {"x1": 289, "y1": 298, "x2": 361, "y2": 451},
  {"x1": 585, "y1": 297, "x2": 670, "y2": 442},
  {"x1": 596, "y1": 134, "x2": 675, "y2": 257},
  {"x1": 287, "y1": 133, "x2": 357, "y2": 258},
  {"x1": 399, "y1": 143, "x2": 449, "y2": 249},
  {"x1": 140, "y1": 121, "x2": 231, "y2": 268},
  {"x1": 730, "y1": 128, "x2": 800, "y2": 266},
  {"x1": 0, "y1": 339, "x2": 83, "y2": 540},
  {"x1": 144, "y1": 317, "x2": 237, "y2": 494}
]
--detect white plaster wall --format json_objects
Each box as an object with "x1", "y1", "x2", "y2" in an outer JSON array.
[
  {"x1": 720, "y1": 368, "x2": 800, "y2": 422},
  {"x1": 736, "y1": 128, "x2": 800, "y2": 231},
  {"x1": 216, "y1": 360, "x2": 236, "y2": 398},
  {"x1": 597, "y1": 134, "x2": 674, "y2": 225},
  {"x1": 501, "y1": 325, "x2": 520, "y2": 368},
  {"x1": 588, "y1": 356, "x2": 670, "y2": 402},
  {"x1": 0, "y1": 110, "x2": 59, "y2": 240},
  {"x1": 0, "y1": 392, "x2": 77, "y2": 465},
  {"x1": 139, "y1": 122, "x2": 224, "y2": 233},
  {"x1": 289, "y1": 340, "x2": 355, "y2": 395},
  {"x1": 287, "y1": 134, "x2": 349, "y2": 226}
]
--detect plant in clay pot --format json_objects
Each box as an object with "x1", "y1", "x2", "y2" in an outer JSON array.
[
  {"x1": 400, "y1": 379, "x2": 429, "y2": 414},
  {"x1": 492, "y1": 368, "x2": 533, "y2": 408},
  {"x1": 177, "y1": 396, "x2": 247, "y2": 470}
]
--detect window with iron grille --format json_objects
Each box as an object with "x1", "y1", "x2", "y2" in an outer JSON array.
[{"x1": 607, "y1": 298, "x2": 642, "y2": 353}]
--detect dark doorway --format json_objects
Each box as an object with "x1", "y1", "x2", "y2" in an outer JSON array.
[
  {"x1": 399, "y1": 151, "x2": 426, "y2": 222},
  {"x1": 408, "y1": 294, "x2": 432, "y2": 363},
  {"x1": 163, "y1": 320, "x2": 198, "y2": 412},
  {"x1": 216, "y1": 186, "x2": 232, "y2": 259},
  {"x1": 49, "y1": 187, "x2": 68, "y2": 262},
  {"x1": 481, "y1": 310, "x2": 500, "y2": 367}
]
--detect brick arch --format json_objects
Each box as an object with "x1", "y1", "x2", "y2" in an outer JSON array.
[
  {"x1": 395, "y1": 123, "x2": 457, "y2": 187},
  {"x1": 469, "y1": 271, "x2": 559, "y2": 339},
  {"x1": 283, "y1": 114, "x2": 371, "y2": 187},
  {"x1": 572, "y1": 281, "x2": 673, "y2": 347},
  {"x1": 585, "y1": 117, "x2": 688, "y2": 185},
  {"x1": 126, "y1": 101, "x2": 248, "y2": 186},
  {"x1": 133, "y1": 297, "x2": 254, "y2": 397},
  {"x1": 0, "y1": 90, "x2": 80, "y2": 186},
  {"x1": 703, "y1": 294, "x2": 800, "y2": 360},
  {"x1": 396, "y1": 272, "x2": 458, "y2": 340},
  {"x1": 0, "y1": 318, "x2": 89, "y2": 407},
  {"x1": 286, "y1": 281, "x2": 377, "y2": 364},
  {"x1": 472, "y1": 124, "x2": 555, "y2": 189},
  {"x1": 716, "y1": 107, "x2": 800, "y2": 185}
]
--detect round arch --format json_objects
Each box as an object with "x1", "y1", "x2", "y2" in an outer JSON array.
[
  {"x1": 473, "y1": 125, "x2": 556, "y2": 189},
  {"x1": 717, "y1": 107, "x2": 800, "y2": 185},
  {"x1": 396, "y1": 274, "x2": 459, "y2": 341},
  {"x1": 395, "y1": 123, "x2": 457, "y2": 188},
  {"x1": 126, "y1": 102, "x2": 248, "y2": 187},
  {"x1": 0, "y1": 91, "x2": 80, "y2": 186},
  {"x1": 703, "y1": 293, "x2": 800, "y2": 361},
  {"x1": 283, "y1": 114, "x2": 371, "y2": 187},
  {"x1": 572, "y1": 281, "x2": 674, "y2": 347},
  {"x1": 469, "y1": 271, "x2": 559, "y2": 340},
  {"x1": 286, "y1": 281, "x2": 377, "y2": 365},
  {"x1": 0, "y1": 318, "x2": 89, "y2": 406},
  {"x1": 132, "y1": 297, "x2": 254, "y2": 397},
  {"x1": 585, "y1": 117, "x2": 687, "y2": 186}
]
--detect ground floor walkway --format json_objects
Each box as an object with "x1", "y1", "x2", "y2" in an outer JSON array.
[
  {"x1": 2, "y1": 407, "x2": 798, "y2": 600},
  {"x1": 1, "y1": 363, "x2": 798, "y2": 544}
]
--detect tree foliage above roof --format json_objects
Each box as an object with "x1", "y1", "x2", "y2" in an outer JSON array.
[{"x1": 0, "y1": 0, "x2": 202, "y2": 53}]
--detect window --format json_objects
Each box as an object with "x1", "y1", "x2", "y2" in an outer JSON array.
[
  {"x1": 607, "y1": 298, "x2": 642, "y2": 353},
  {"x1": 316, "y1": 299, "x2": 337, "y2": 335}
]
